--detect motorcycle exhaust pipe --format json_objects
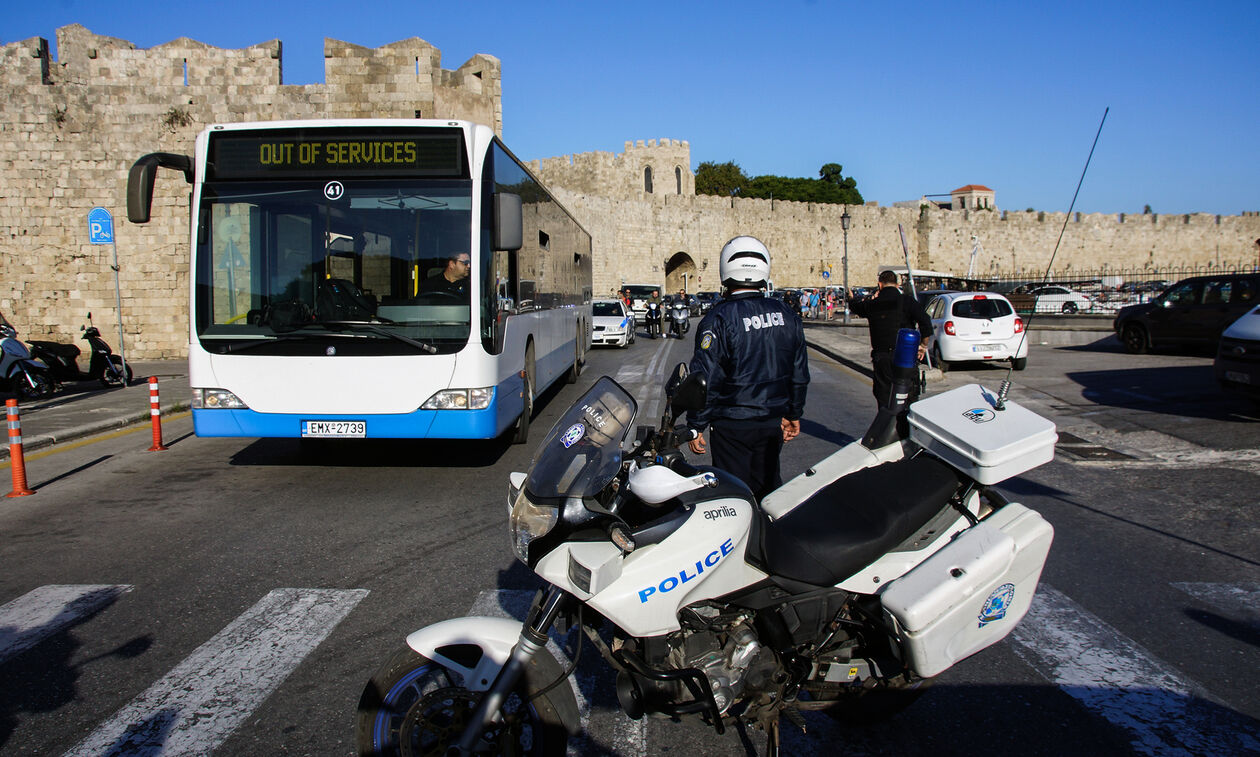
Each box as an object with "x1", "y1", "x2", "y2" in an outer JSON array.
[{"x1": 862, "y1": 329, "x2": 921, "y2": 449}]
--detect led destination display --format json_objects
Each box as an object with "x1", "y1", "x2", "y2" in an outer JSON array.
[{"x1": 207, "y1": 128, "x2": 468, "y2": 179}]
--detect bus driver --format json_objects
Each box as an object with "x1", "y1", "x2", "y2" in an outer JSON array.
[{"x1": 421, "y1": 253, "x2": 471, "y2": 295}]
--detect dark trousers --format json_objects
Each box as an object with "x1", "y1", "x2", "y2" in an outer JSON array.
[
  {"x1": 710, "y1": 417, "x2": 784, "y2": 501},
  {"x1": 871, "y1": 350, "x2": 895, "y2": 406},
  {"x1": 871, "y1": 350, "x2": 921, "y2": 437}
]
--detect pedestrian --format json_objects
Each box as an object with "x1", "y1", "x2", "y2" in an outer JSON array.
[
  {"x1": 849, "y1": 270, "x2": 933, "y2": 409},
  {"x1": 810, "y1": 289, "x2": 821, "y2": 319},
  {"x1": 687, "y1": 235, "x2": 809, "y2": 502},
  {"x1": 800, "y1": 290, "x2": 810, "y2": 319},
  {"x1": 826, "y1": 290, "x2": 836, "y2": 320}
]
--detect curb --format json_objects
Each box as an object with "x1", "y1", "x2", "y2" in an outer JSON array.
[{"x1": 0, "y1": 402, "x2": 191, "y2": 460}]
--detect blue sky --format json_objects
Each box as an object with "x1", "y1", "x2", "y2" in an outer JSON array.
[{"x1": 5, "y1": 1, "x2": 1257, "y2": 215}]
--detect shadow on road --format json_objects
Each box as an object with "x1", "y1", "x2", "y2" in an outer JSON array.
[{"x1": 1064, "y1": 364, "x2": 1257, "y2": 423}]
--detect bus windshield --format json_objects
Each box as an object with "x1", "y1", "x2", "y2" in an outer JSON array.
[{"x1": 196, "y1": 179, "x2": 478, "y2": 355}]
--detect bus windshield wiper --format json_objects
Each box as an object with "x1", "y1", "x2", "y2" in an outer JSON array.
[
  {"x1": 210, "y1": 333, "x2": 312, "y2": 353},
  {"x1": 315, "y1": 320, "x2": 439, "y2": 354},
  {"x1": 211, "y1": 323, "x2": 437, "y2": 354}
]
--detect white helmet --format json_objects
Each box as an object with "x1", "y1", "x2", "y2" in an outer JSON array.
[{"x1": 719, "y1": 235, "x2": 771, "y2": 289}]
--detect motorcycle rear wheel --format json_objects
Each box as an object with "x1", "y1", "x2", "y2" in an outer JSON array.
[
  {"x1": 17, "y1": 372, "x2": 54, "y2": 400},
  {"x1": 356, "y1": 645, "x2": 569, "y2": 757}
]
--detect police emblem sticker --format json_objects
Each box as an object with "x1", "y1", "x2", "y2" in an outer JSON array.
[
  {"x1": 978, "y1": 582, "x2": 1016, "y2": 627},
  {"x1": 560, "y1": 423, "x2": 586, "y2": 449},
  {"x1": 963, "y1": 407, "x2": 996, "y2": 424},
  {"x1": 700, "y1": 331, "x2": 715, "y2": 350}
]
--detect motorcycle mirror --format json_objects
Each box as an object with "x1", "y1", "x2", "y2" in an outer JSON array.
[
  {"x1": 669, "y1": 372, "x2": 708, "y2": 415},
  {"x1": 664, "y1": 362, "x2": 688, "y2": 398}
]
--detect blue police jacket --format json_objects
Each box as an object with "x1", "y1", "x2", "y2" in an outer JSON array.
[{"x1": 687, "y1": 291, "x2": 809, "y2": 432}]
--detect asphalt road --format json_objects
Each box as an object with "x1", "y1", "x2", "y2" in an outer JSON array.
[{"x1": 0, "y1": 330, "x2": 1256, "y2": 756}]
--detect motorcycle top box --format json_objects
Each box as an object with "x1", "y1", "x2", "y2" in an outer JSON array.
[{"x1": 907, "y1": 383, "x2": 1058, "y2": 485}]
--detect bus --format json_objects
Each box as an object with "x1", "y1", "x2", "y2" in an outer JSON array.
[{"x1": 127, "y1": 120, "x2": 592, "y2": 444}]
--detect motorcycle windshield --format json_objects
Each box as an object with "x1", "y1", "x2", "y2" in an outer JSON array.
[{"x1": 524, "y1": 377, "x2": 638, "y2": 501}]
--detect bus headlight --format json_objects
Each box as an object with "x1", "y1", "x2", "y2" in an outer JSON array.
[
  {"x1": 421, "y1": 387, "x2": 493, "y2": 410},
  {"x1": 192, "y1": 388, "x2": 248, "y2": 409},
  {"x1": 509, "y1": 492, "x2": 558, "y2": 563}
]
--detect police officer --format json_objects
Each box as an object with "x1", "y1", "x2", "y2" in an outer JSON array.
[
  {"x1": 687, "y1": 236, "x2": 809, "y2": 501},
  {"x1": 850, "y1": 270, "x2": 933, "y2": 408}
]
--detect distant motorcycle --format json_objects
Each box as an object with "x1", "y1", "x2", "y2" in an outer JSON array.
[
  {"x1": 1, "y1": 322, "x2": 56, "y2": 399},
  {"x1": 27, "y1": 313, "x2": 132, "y2": 388},
  {"x1": 645, "y1": 301, "x2": 662, "y2": 339},
  {"x1": 668, "y1": 300, "x2": 690, "y2": 339}
]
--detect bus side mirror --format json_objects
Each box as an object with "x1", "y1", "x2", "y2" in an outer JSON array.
[
  {"x1": 126, "y1": 152, "x2": 193, "y2": 224},
  {"x1": 494, "y1": 193, "x2": 522, "y2": 252}
]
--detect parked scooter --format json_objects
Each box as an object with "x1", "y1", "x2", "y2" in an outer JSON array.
[
  {"x1": 357, "y1": 330, "x2": 1057, "y2": 756},
  {"x1": 0, "y1": 318, "x2": 56, "y2": 399},
  {"x1": 27, "y1": 313, "x2": 132, "y2": 388},
  {"x1": 645, "y1": 300, "x2": 662, "y2": 339},
  {"x1": 668, "y1": 299, "x2": 690, "y2": 339}
]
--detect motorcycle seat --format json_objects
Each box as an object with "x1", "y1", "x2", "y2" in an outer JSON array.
[{"x1": 756, "y1": 455, "x2": 962, "y2": 587}]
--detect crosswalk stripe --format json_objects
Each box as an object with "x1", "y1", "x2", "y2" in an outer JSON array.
[
  {"x1": 468, "y1": 589, "x2": 647, "y2": 757},
  {"x1": 64, "y1": 588, "x2": 368, "y2": 757},
  {"x1": 1009, "y1": 584, "x2": 1260, "y2": 756},
  {"x1": 0, "y1": 585, "x2": 134, "y2": 665}
]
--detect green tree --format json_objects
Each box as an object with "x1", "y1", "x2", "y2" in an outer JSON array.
[
  {"x1": 694, "y1": 161, "x2": 749, "y2": 197},
  {"x1": 695, "y1": 161, "x2": 862, "y2": 205}
]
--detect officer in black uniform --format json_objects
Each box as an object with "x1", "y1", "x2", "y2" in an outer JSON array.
[
  {"x1": 850, "y1": 270, "x2": 933, "y2": 407},
  {"x1": 686, "y1": 236, "x2": 809, "y2": 501}
]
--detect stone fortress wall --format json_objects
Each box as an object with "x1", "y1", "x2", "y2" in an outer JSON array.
[
  {"x1": 0, "y1": 25, "x2": 500, "y2": 358},
  {"x1": 1, "y1": 25, "x2": 1257, "y2": 358},
  {"x1": 531, "y1": 141, "x2": 1260, "y2": 298}
]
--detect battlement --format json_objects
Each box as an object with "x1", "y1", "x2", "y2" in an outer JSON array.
[
  {"x1": 0, "y1": 25, "x2": 501, "y2": 128},
  {"x1": 531, "y1": 138, "x2": 694, "y2": 199}
]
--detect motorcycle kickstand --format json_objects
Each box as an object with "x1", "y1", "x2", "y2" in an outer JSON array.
[{"x1": 765, "y1": 718, "x2": 780, "y2": 757}]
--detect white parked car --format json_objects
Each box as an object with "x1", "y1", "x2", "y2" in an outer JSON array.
[
  {"x1": 591, "y1": 299, "x2": 635, "y2": 348},
  {"x1": 1026, "y1": 285, "x2": 1101, "y2": 314},
  {"x1": 924, "y1": 292, "x2": 1028, "y2": 371}
]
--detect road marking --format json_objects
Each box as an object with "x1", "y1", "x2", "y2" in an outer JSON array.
[
  {"x1": 469, "y1": 589, "x2": 647, "y2": 757},
  {"x1": 64, "y1": 588, "x2": 368, "y2": 757},
  {"x1": 1009, "y1": 584, "x2": 1260, "y2": 756},
  {"x1": 1171, "y1": 581, "x2": 1260, "y2": 625},
  {"x1": 0, "y1": 584, "x2": 134, "y2": 665}
]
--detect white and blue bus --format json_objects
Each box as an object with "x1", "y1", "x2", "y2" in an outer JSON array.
[{"x1": 127, "y1": 120, "x2": 591, "y2": 443}]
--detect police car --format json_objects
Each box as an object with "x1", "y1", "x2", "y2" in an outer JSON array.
[{"x1": 591, "y1": 299, "x2": 635, "y2": 348}]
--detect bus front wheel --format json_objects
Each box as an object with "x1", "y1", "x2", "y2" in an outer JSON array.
[{"x1": 511, "y1": 347, "x2": 535, "y2": 445}]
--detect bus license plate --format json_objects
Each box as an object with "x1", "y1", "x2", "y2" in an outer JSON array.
[{"x1": 301, "y1": 420, "x2": 366, "y2": 438}]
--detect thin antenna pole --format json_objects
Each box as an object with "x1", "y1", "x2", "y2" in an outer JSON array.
[{"x1": 998, "y1": 107, "x2": 1109, "y2": 409}]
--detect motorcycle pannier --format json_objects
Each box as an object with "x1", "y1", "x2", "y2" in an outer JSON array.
[
  {"x1": 878, "y1": 503, "x2": 1053, "y2": 678},
  {"x1": 907, "y1": 383, "x2": 1058, "y2": 485}
]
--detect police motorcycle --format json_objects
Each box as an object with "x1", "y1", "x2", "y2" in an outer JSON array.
[
  {"x1": 356, "y1": 330, "x2": 1057, "y2": 756},
  {"x1": 0, "y1": 316, "x2": 56, "y2": 400},
  {"x1": 667, "y1": 297, "x2": 691, "y2": 339},
  {"x1": 645, "y1": 300, "x2": 663, "y2": 339}
]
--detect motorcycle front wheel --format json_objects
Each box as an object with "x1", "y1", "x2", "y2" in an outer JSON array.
[
  {"x1": 356, "y1": 645, "x2": 570, "y2": 757},
  {"x1": 100, "y1": 356, "x2": 133, "y2": 387}
]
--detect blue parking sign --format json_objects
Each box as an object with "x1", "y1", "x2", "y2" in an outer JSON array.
[{"x1": 88, "y1": 207, "x2": 114, "y2": 245}]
